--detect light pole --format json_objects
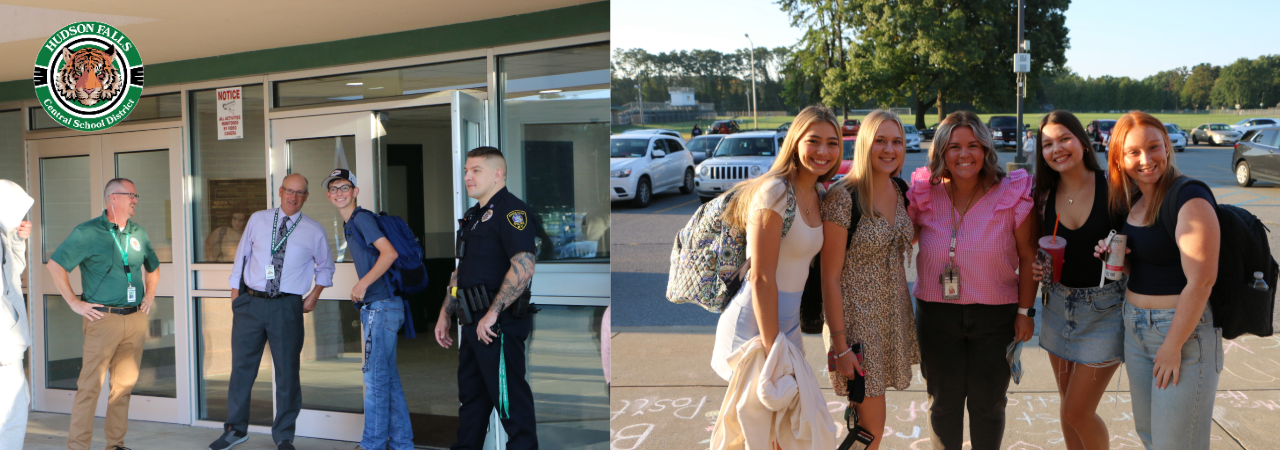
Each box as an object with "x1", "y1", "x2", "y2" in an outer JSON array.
[
  {"x1": 1010, "y1": 0, "x2": 1031, "y2": 172},
  {"x1": 635, "y1": 83, "x2": 643, "y2": 125},
  {"x1": 745, "y1": 33, "x2": 758, "y2": 131}
]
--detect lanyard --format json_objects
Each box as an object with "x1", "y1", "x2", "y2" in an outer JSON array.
[
  {"x1": 946, "y1": 181, "x2": 981, "y2": 264},
  {"x1": 110, "y1": 227, "x2": 132, "y2": 286},
  {"x1": 498, "y1": 333, "x2": 510, "y2": 419},
  {"x1": 270, "y1": 209, "x2": 302, "y2": 255}
]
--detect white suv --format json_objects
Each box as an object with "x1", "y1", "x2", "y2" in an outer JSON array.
[
  {"x1": 610, "y1": 134, "x2": 696, "y2": 208},
  {"x1": 1231, "y1": 118, "x2": 1280, "y2": 135},
  {"x1": 694, "y1": 131, "x2": 783, "y2": 203}
]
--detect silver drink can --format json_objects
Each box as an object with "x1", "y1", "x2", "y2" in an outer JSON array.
[{"x1": 1104, "y1": 234, "x2": 1127, "y2": 280}]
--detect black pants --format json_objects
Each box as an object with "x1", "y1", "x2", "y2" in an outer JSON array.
[
  {"x1": 915, "y1": 299, "x2": 1015, "y2": 450},
  {"x1": 452, "y1": 308, "x2": 537, "y2": 450},
  {"x1": 225, "y1": 293, "x2": 304, "y2": 444}
]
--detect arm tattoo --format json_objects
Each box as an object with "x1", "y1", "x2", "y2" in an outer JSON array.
[
  {"x1": 490, "y1": 252, "x2": 536, "y2": 313},
  {"x1": 441, "y1": 270, "x2": 459, "y2": 316}
]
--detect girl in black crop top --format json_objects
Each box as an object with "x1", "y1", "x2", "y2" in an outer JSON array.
[
  {"x1": 1030, "y1": 110, "x2": 1127, "y2": 449},
  {"x1": 1100, "y1": 111, "x2": 1222, "y2": 449}
]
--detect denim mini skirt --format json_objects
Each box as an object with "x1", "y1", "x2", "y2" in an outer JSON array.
[{"x1": 1039, "y1": 277, "x2": 1126, "y2": 366}]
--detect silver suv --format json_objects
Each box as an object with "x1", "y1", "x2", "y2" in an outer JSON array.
[{"x1": 694, "y1": 131, "x2": 783, "y2": 203}]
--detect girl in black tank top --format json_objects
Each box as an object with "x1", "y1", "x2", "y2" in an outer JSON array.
[{"x1": 1031, "y1": 111, "x2": 1127, "y2": 450}]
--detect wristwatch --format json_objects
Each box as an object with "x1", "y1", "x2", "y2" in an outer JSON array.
[{"x1": 1018, "y1": 307, "x2": 1036, "y2": 318}]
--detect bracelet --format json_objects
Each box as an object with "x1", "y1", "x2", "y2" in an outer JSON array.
[
  {"x1": 834, "y1": 347, "x2": 853, "y2": 359},
  {"x1": 830, "y1": 331, "x2": 846, "y2": 337}
]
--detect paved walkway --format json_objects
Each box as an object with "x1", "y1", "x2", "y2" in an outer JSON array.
[
  {"x1": 22, "y1": 412, "x2": 363, "y2": 450},
  {"x1": 610, "y1": 326, "x2": 1280, "y2": 450}
]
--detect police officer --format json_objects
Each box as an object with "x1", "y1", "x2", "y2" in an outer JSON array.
[{"x1": 435, "y1": 146, "x2": 539, "y2": 449}]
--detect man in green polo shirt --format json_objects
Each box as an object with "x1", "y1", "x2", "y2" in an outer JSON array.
[{"x1": 47, "y1": 177, "x2": 160, "y2": 450}]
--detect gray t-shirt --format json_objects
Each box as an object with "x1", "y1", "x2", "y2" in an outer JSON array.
[{"x1": 344, "y1": 209, "x2": 393, "y2": 302}]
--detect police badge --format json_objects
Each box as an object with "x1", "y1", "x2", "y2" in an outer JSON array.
[
  {"x1": 507, "y1": 210, "x2": 528, "y2": 231},
  {"x1": 482, "y1": 210, "x2": 493, "y2": 222}
]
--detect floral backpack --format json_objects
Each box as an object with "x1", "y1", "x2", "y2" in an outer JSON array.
[{"x1": 666, "y1": 179, "x2": 797, "y2": 312}]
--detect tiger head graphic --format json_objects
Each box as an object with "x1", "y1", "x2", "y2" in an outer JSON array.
[{"x1": 53, "y1": 46, "x2": 122, "y2": 107}]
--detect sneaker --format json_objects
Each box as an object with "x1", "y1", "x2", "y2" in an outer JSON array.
[
  {"x1": 209, "y1": 425, "x2": 249, "y2": 450},
  {"x1": 277, "y1": 441, "x2": 296, "y2": 450}
]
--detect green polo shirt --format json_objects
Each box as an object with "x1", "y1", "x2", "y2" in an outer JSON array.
[{"x1": 51, "y1": 211, "x2": 159, "y2": 307}]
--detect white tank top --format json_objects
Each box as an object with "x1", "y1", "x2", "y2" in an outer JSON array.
[{"x1": 746, "y1": 179, "x2": 823, "y2": 293}]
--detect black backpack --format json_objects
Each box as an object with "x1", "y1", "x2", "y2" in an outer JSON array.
[
  {"x1": 800, "y1": 178, "x2": 910, "y2": 334},
  {"x1": 1159, "y1": 177, "x2": 1278, "y2": 339}
]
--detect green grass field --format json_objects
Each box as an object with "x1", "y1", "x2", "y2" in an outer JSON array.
[{"x1": 614, "y1": 113, "x2": 1274, "y2": 141}]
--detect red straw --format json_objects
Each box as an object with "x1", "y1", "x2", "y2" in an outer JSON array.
[{"x1": 1052, "y1": 214, "x2": 1060, "y2": 244}]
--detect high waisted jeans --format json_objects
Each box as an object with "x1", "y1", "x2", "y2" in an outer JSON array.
[
  {"x1": 360, "y1": 298, "x2": 413, "y2": 450},
  {"x1": 1123, "y1": 302, "x2": 1222, "y2": 450}
]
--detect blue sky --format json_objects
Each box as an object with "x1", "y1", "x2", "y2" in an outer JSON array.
[{"x1": 611, "y1": 0, "x2": 1277, "y2": 79}]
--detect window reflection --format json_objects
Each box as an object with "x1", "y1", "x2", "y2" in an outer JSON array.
[
  {"x1": 191, "y1": 85, "x2": 268, "y2": 263},
  {"x1": 499, "y1": 43, "x2": 610, "y2": 262}
]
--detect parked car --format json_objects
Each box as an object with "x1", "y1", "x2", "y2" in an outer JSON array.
[
  {"x1": 621, "y1": 128, "x2": 685, "y2": 141},
  {"x1": 988, "y1": 116, "x2": 1019, "y2": 150},
  {"x1": 695, "y1": 131, "x2": 783, "y2": 202},
  {"x1": 921, "y1": 125, "x2": 936, "y2": 141},
  {"x1": 1086, "y1": 119, "x2": 1117, "y2": 152},
  {"x1": 823, "y1": 136, "x2": 858, "y2": 188},
  {"x1": 610, "y1": 134, "x2": 696, "y2": 207},
  {"x1": 1232, "y1": 127, "x2": 1280, "y2": 187},
  {"x1": 1163, "y1": 123, "x2": 1186, "y2": 152},
  {"x1": 842, "y1": 119, "x2": 861, "y2": 137},
  {"x1": 685, "y1": 134, "x2": 724, "y2": 164},
  {"x1": 709, "y1": 120, "x2": 741, "y2": 135},
  {"x1": 1230, "y1": 117, "x2": 1280, "y2": 135},
  {"x1": 777, "y1": 122, "x2": 791, "y2": 133},
  {"x1": 1165, "y1": 123, "x2": 1188, "y2": 141},
  {"x1": 1191, "y1": 123, "x2": 1242, "y2": 146},
  {"x1": 903, "y1": 124, "x2": 923, "y2": 152}
]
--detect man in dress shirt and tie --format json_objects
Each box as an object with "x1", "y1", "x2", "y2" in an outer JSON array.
[{"x1": 210, "y1": 173, "x2": 335, "y2": 450}]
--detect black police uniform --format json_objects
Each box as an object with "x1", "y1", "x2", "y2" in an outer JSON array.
[{"x1": 453, "y1": 186, "x2": 538, "y2": 450}]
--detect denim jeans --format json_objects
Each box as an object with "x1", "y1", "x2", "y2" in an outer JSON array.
[
  {"x1": 360, "y1": 298, "x2": 413, "y2": 450},
  {"x1": 1123, "y1": 302, "x2": 1222, "y2": 450}
]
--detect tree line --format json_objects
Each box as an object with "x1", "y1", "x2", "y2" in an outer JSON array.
[{"x1": 1038, "y1": 56, "x2": 1280, "y2": 112}]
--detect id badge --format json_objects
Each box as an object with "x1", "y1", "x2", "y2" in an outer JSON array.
[
  {"x1": 940, "y1": 265, "x2": 960, "y2": 300},
  {"x1": 127, "y1": 286, "x2": 137, "y2": 303},
  {"x1": 265, "y1": 264, "x2": 276, "y2": 280}
]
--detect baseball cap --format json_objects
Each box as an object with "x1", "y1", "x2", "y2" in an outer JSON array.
[{"x1": 323, "y1": 169, "x2": 357, "y2": 189}]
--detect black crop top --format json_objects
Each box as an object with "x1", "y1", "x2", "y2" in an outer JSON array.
[
  {"x1": 1122, "y1": 183, "x2": 1215, "y2": 295},
  {"x1": 1042, "y1": 172, "x2": 1122, "y2": 288}
]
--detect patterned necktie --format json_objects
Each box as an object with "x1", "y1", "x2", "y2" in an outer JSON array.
[{"x1": 267, "y1": 216, "x2": 290, "y2": 296}]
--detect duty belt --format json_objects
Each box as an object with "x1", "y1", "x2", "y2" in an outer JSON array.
[{"x1": 452, "y1": 285, "x2": 537, "y2": 326}]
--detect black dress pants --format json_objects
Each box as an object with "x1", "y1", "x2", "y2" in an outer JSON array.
[
  {"x1": 224, "y1": 293, "x2": 305, "y2": 444},
  {"x1": 915, "y1": 299, "x2": 1016, "y2": 450},
  {"x1": 452, "y1": 308, "x2": 538, "y2": 450}
]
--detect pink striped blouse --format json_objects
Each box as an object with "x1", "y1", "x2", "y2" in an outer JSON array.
[{"x1": 906, "y1": 167, "x2": 1034, "y2": 305}]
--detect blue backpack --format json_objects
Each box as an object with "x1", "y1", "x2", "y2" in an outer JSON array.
[
  {"x1": 349, "y1": 207, "x2": 430, "y2": 337},
  {"x1": 350, "y1": 208, "x2": 430, "y2": 295}
]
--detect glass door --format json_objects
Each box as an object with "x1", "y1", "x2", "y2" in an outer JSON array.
[
  {"x1": 269, "y1": 112, "x2": 373, "y2": 442},
  {"x1": 26, "y1": 128, "x2": 190, "y2": 424}
]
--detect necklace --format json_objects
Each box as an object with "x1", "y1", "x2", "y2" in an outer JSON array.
[
  {"x1": 947, "y1": 180, "x2": 980, "y2": 217},
  {"x1": 1064, "y1": 173, "x2": 1090, "y2": 204}
]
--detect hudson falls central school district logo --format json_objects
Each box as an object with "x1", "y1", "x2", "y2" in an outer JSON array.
[{"x1": 33, "y1": 22, "x2": 144, "y2": 132}]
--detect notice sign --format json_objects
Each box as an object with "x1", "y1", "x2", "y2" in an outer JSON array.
[{"x1": 216, "y1": 87, "x2": 243, "y2": 140}]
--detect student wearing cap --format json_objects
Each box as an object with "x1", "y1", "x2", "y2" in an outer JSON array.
[
  {"x1": 47, "y1": 178, "x2": 160, "y2": 450},
  {"x1": 434, "y1": 146, "x2": 539, "y2": 449},
  {"x1": 0, "y1": 180, "x2": 32, "y2": 450},
  {"x1": 324, "y1": 168, "x2": 413, "y2": 450},
  {"x1": 210, "y1": 173, "x2": 334, "y2": 450}
]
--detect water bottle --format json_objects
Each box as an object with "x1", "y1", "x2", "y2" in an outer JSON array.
[{"x1": 1252, "y1": 271, "x2": 1269, "y2": 292}]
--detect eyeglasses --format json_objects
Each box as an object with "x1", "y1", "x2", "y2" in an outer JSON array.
[
  {"x1": 281, "y1": 188, "x2": 308, "y2": 197},
  {"x1": 110, "y1": 193, "x2": 141, "y2": 200},
  {"x1": 327, "y1": 185, "x2": 353, "y2": 193}
]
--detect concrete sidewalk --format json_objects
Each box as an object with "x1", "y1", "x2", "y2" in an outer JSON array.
[
  {"x1": 609, "y1": 326, "x2": 1280, "y2": 450},
  {"x1": 22, "y1": 412, "x2": 360, "y2": 450}
]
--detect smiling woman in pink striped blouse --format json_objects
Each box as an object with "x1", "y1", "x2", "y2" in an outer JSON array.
[{"x1": 906, "y1": 110, "x2": 1038, "y2": 450}]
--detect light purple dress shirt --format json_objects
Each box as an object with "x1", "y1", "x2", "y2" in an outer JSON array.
[{"x1": 228, "y1": 208, "x2": 335, "y2": 295}]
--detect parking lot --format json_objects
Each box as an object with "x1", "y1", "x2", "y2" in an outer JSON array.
[{"x1": 609, "y1": 141, "x2": 1280, "y2": 449}]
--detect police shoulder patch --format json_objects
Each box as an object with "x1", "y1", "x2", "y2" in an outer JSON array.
[{"x1": 506, "y1": 210, "x2": 528, "y2": 231}]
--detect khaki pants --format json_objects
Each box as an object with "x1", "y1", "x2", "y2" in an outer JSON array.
[{"x1": 67, "y1": 311, "x2": 147, "y2": 450}]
